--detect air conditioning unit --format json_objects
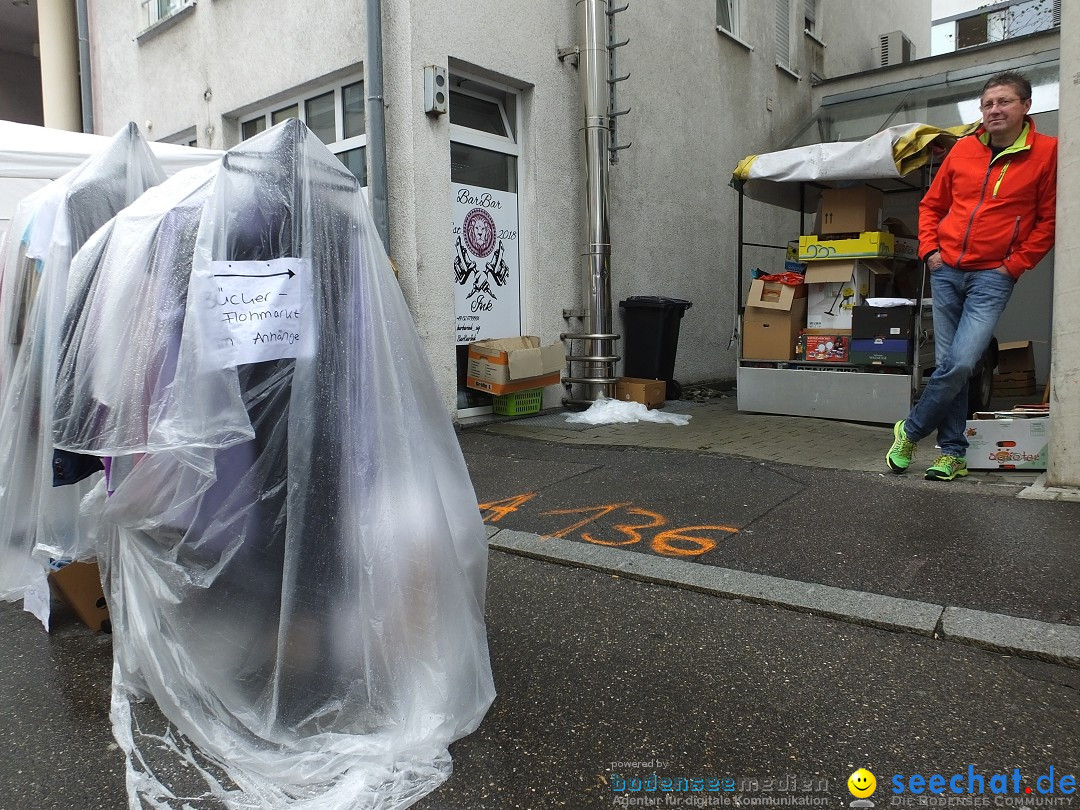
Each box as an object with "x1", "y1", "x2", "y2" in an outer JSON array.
[{"x1": 874, "y1": 30, "x2": 915, "y2": 66}]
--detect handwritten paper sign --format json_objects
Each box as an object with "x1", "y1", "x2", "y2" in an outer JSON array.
[{"x1": 209, "y1": 258, "x2": 310, "y2": 365}]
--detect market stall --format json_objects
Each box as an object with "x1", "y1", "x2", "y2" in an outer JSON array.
[{"x1": 730, "y1": 122, "x2": 974, "y2": 423}]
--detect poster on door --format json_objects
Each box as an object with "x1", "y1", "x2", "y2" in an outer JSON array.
[{"x1": 452, "y1": 183, "x2": 520, "y2": 345}]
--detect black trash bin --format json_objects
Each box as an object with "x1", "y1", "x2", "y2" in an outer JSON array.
[{"x1": 618, "y1": 296, "x2": 693, "y2": 399}]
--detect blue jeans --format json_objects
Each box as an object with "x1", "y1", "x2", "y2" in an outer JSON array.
[{"x1": 905, "y1": 264, "x2": 1014, "y2": 457}]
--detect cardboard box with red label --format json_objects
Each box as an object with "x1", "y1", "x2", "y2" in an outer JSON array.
[
  {"x1": 964, "y1": 415, "x2": 1049, "y2": 470},
  {"x1": 798, "y1": 333, "x2": 850, "y2": 363}
]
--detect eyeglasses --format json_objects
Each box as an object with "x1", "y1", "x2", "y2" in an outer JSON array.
[{"x1": 979, "y1": 97, "x2": 1025, "y2": 112}]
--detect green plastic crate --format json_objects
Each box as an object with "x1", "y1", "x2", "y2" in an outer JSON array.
[{"x1": 492, "y1": 388, "x2": 543, "y2": 416}]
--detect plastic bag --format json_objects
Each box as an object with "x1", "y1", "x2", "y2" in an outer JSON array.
[
  {"x1": 0, "y1": 124, "x2": 165, "y2": 616},
  {"x1": 565, "y1": 396, "x2": 692, "y2": 425}
]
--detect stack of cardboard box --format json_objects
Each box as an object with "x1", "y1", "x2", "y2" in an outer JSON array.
[
  {"x1": 993, "y1": 341, "x2": 1037, "y2": 397},
  {"x1": 849, "y1": 304, "x2": 915, "y2": 367},
  {"x1": 742, "y1": 185, "x2": 920, "y2": 365}
]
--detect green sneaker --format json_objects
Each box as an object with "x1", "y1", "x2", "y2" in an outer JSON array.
[
  {"x1": 925, "y1": 455, "x2": 968, "y2": 481},
  {"x1": 886, "y1": 420, "x2": 917, "y2": 473}
]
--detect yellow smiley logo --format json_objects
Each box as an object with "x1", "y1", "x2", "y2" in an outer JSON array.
[{"x1": 848, "y1": 768, "x2": 877, "y2": 798}]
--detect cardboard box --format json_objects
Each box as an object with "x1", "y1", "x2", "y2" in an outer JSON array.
[
  {"x1": 964, "y1": 416, "x2": 1049, "y2": 470},
  {"x1": 467, "y1": 336, "x2": 563, "y2": 395},
  {"x1": 616, "y1": 377, "x2": 666, "y2": 409},
  {"x1": 49, "y1": 560, "x2": 110, "y2": 632},
  {"x1": 850, "y1": 337, "x2": 912, "y2": 366},
  {"x1": 818, "y1": 186, "x2": 883, "y2": 235},
  {"x1": 997, "y1": 340, "x2": 1035, "y2": 374},
  {"x1": 994, "y1": 369, "x2": 1037, "y2": 397},
  {"x1": 851, "y1": 305, "x2": 915, "y2": 339},
  {"x1": 804, "y1": 259, "x2": 891, "y2": 330},
  {"x1": 799, "y1": 333, "x2": 850, "y2": 363},
  {"x1": 799, "y1": 231, "x2": 911, "y2": 262},
  {"x1": 743, "y1": 297, "x2": 807, "y2": 361},
  {"x1": 745, "y1": 278, "x2": 807, "y2": 310},
  {"x1": 891, "y1": 237, "x2": 920, "y2": 262}
]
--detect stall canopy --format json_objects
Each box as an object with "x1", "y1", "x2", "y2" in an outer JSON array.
[
  {"x1": 0, "y1": 121, "x2": 221, "y2": 238},
  {"x1": 732, "y1": 121, "x2": 975, "y2": 210}
]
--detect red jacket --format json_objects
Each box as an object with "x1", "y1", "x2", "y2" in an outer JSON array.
[{"x1": 918, "y1": 116, "x2": 1057, "y2": 280}]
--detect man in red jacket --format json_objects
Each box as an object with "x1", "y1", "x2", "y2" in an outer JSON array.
[{"x1": 886, "y1": 71, "x2": 1057, "y2": 480}]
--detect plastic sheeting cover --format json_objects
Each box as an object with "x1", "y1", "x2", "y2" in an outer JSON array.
[
  {"x1": 52, "y1": 119, "x2": 495, "y2": 809},
  {"x1": 0, "y1": 123, "x2": 166, "y2": 613}
]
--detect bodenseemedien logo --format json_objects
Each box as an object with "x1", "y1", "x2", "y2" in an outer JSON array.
[{"x1": 848, "y1": 768, "x2": 877, "y2": 808}]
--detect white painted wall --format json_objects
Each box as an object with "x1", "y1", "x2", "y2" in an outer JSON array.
[
  {"x1": 1048, "y1": 1, "x2": 1079, "y2": 486},
  {"x1": 378, "y1": 0, "x2": 581, "y2": 413},
  {"x1": 89, "y1": 0, "x2": 362, "y2": 147}
]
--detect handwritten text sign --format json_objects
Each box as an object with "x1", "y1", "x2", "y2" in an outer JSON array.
[{"x1": 210, "y1": 258, "x2": 310, "y2": 366}]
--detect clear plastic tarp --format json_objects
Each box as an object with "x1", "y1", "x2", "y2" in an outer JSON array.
[
  {"x1": 52, "y1": 119, "x2": 494, "y2": 809},
  {"x1": 0, "y1": 124, "x2": 166, "y2": 623}
]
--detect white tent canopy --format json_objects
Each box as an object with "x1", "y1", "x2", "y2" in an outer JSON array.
[
  {"x1": 731, "y1": 121, "x2": 974, "y2": 211},
  {"x1": 0, "y1": 121, "x2": 221, "y2": 237}
]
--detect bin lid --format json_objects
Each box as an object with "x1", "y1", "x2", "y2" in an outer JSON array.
[{"x1": 619, "y1": 296, "x2": 693, "y2": 309}]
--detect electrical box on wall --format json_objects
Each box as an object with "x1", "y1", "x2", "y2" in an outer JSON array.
[{"x1": 424, "y1": 65, "x2": 448, "y2": 116}]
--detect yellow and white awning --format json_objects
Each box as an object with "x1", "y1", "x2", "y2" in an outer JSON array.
[{"x1": 733, "y1": 122, "x2": 977, "y2": 187}]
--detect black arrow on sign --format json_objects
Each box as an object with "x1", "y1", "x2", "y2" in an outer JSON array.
[{"x1": 213, "y1": 268, "x2": 296, "y2": 279}]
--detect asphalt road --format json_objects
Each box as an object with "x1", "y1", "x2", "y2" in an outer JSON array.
[
  {"x1": 460, "y1": 431, "x2": 1080, "y2": 626},
  {"x1": 5, "y1": 552, "x2": 1075, "y2": 810},
  {"x1": 1, "y1": 434, "x2": 1077, "y2": 809}
]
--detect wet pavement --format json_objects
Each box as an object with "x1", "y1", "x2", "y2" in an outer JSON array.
[
  {"x1": 460, "y1": 432, "x2": 1080, "y2": 627},
  {"x1": 1, "y1": 398, "x2": 1078, "y2": 809},
  {"x1": 5, "y1": 554, "x2": 1077, "y2": 810}
]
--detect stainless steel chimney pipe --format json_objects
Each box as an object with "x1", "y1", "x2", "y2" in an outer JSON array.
[{"x1": 577, "y1": 0, "x2": 615, "y2": 401}]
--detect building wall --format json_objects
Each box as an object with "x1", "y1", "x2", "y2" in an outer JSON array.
[
  {"x1": 1049, "y1": 0, "x2": 1079, "y2": 486},
  {"x1": 86, "y1": 0, "x2": 934, "y2": 410},
  {"x1": 89, "y1": 0, "x2": 362, "y2": 146},
  {"x1": 0, "y1": 51, "x2": 44, "y2": 125},
  {"x1": 609, "y1": 0, "x2": 821, "y2": 386},
  {"x1": 379, "y1": 0, "x2": 581, "y2": 410},
  {"x1": 821, "y1": 0, "x2": 932, "y2": 76}
]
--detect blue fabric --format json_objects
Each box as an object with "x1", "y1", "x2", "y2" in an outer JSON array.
[{"x1": 905, "y1": 264, "x2": 1014, "y2": 456}]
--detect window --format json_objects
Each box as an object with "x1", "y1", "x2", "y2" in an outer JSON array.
[
  {"x1": 775, "y1": 0, "x2": 799, "y2": 75},
  {"x1": 140, "y1": 0, "x2": 193, "y2": 30},
  {"x1": 803, "y1": 0, "x2": 817, "y2": 36},
  {"x1": 934, "y1": 0, "x2": 1060, "y2": 54},
  {"x1": 956, "y1": 11, "x2": 1005, "y2": 49},
  {"x1": 161, "y1": 126, "x2": 198, "y2": 148},
  {"x1": 239, "y1": 80, "x2": 367, "y2": 186},
  {"x1": 716, "y1": 0, "x2": 741, "y2": 37}
]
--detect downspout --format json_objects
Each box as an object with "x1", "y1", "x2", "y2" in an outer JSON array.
[
  {"x1": 75, "y1": 0, "x2": 93, "y2": 133},
  {"x1": 578, "y1": 0, "x2": 615, "y2": 401},
  {"x1": 365, "y1": 0, "x2": 391, "y2": 252}
]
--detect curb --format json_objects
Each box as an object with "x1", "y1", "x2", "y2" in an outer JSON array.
[
  {"x1": 486, "y1": 526, "x2": 1080, "y2": 668},
  {"x1": 1018, "y1": 473, "x2": 1080, "y2": 502}
]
